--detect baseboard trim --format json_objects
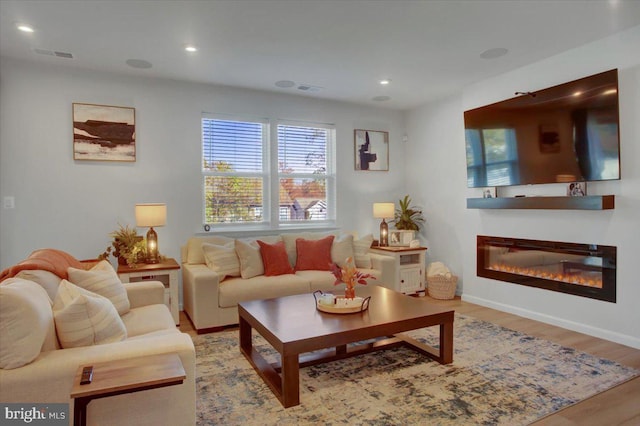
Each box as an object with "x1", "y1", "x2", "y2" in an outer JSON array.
[{"x1": 461, "y1": 294, "x2": 640, "y2": 350}]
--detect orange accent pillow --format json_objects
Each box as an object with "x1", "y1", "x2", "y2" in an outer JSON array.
[
  {"x1": 257, "y1": 240, "x2": 294, "y2": 276},
  {"x1": 295, "y1": 235, "x2": 335, "y2": 271}
]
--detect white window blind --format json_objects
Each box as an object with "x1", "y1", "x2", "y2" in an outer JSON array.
[
  {"x1": 277, "y1": 124, "x2": 332, "y2": 222},
  {"x1": 202, "y1": 116, "x2": 335, "y2": 227},
  {"x1": 202, "y1": 118, "x2": 266, "y2": 224}
]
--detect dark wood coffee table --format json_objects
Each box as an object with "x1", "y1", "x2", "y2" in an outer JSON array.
[{"x1": 238, "y1": 285, "x2": 454, "y2": 408}]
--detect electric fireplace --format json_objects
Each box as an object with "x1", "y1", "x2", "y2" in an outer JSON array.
[{"x1": 477, "y1": 236, "x2": 616, "y2": 303}]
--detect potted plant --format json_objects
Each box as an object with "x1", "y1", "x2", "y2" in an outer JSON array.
[
  {"x1": 392, "y1": 195, "x2": 425, "y2": 231},
  {"x1": 99, "y1": 224, "x2": 146, "y2": 267}
]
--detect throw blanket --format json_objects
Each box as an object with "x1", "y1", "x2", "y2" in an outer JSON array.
[{"x1": 0, "y1": 249, "x2": 89, "y2": 282}]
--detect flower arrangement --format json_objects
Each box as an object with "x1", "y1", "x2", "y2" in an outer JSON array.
[{"x1": 330, "y1": 257, "x2": 375, "y2": 299}]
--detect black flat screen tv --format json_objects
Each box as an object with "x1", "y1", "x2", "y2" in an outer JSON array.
[{"x1": 464, "y1": 69, "x2": 620, "y2": 188}]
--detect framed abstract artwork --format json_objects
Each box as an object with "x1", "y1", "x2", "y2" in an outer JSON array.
[
  {"x1": 73, "y1": 103, "x2": 136, "y2": 162},
  {"x1": 354, "y1": 129, "x2": 389, "y2": 171}
]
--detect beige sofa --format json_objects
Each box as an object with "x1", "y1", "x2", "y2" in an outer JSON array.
[
  {"x1": 181, "y1": 232, "x2": 395, "y2": 333},
  {"x1": 0, "y1": 272, "x2": 195, "y2": 426}
]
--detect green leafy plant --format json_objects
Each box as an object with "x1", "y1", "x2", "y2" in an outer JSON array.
[
  {"x1": 392, "y1": 195, "x2": 425, "y2": 231},
  {"x1": 99, "y1": 224, "x2": 146, "y2": 267}
]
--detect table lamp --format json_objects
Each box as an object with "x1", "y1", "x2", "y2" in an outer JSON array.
[
  {"x1": 373, "y1": 202, "x2": 395, "y2": 247},
  {"x1": 135, "y1": 203, "x2": 166, "y2": 264}
]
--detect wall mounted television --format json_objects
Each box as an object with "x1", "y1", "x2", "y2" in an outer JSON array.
[{"x1": 464, "y1": 69, "x2": 620, "y2": 188}]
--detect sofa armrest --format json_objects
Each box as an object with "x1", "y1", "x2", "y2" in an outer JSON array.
[
  {"x1": 182, "y1": 264, "x2": 223, "y2": 330},
  {"x1": 124, "y1": 281, "x2": 165, "y2": 308},
  {"x1": 370, "y1": 253, "x2": 397, "y2": 290}
]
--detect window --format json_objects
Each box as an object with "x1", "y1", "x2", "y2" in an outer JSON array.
[
  {"x1": 277, "y1": 124, "x2": 333, "y2": 223},
  {"x1": 202, "y1": 118, "x2": 266, "y2": 224},
  {"x1": 466, "y1": 128, "x2": 519, "y2": 187},
  {"x1": 202, "y1": 116, "x2": 335, "y2": 228}
]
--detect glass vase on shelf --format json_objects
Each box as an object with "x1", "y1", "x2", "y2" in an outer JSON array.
[{"x1": 344, "y1": 285, "x2": 356, "y2": 299}]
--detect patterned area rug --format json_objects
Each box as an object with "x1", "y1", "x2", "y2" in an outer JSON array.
[{"x1": 194, "y1": 314, "x2": 638, "y2": 425}]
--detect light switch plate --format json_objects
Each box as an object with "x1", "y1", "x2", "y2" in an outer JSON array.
[{"x1": 3, "y1": 196, "x2": 15, "y2": 209}]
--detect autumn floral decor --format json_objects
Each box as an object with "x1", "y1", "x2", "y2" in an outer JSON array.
[{"x1": 330, "y1": 257, "x2": 375, "y2": 299}]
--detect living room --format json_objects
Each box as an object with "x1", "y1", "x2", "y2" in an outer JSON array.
[{"x1": 1, "y1": 1, "x2": 639, "y2": 424}]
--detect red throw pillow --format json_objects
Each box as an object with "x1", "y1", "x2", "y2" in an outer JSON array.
[
  {"x1": 257, "y1": 240, "x2": 294, "y2": 276},
  {"x1": 295, "y1": 235, "x2": 335, "y2": 271}
]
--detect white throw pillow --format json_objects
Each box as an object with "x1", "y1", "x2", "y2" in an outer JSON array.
[
  {"x1": 202, "y1": 242, "x2": 241, "y2": 281},
  {"x1": 353, "y1": 234, "x2": 374, "y2": 268},
  {"x1": 186, "y1": 235, "x2": 234, "y2": 265},
  {"x1": 0, "y1": 278, "x2": 55, "y2": 369},
  {"x1": 53, "y1": 280, "x2": 127, "y2": 349},
  {"x1": 331, "y1": 234, "x2": 355, "y2": 267},
  {"x1": 234, "y1": 236, "x2": 282, "y2": 279},
  {"x1": 15, "y1": 270, "x2": 61, "y2": 301},
  {"x1": 67, "y1": 260, "x2": 130, "y2": 315},
  {"x1": 234, "y1": 239, "x2": 264, "y2": 279}
]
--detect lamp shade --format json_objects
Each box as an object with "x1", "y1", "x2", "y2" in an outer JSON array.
[
  {"x1": 135, "y1": 203, "x2": 167, "y2": 227},
  {"x1": 373, "y1": 203, "x2": 395, "y2": 219}
]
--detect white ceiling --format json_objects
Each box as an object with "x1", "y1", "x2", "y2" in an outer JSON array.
[{"x1": 1, "y1": 0, "x2": 639, "y2": 110}]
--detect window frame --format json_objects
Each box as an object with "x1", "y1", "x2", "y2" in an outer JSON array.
[
  {"x1": 274, "y1": 120, "x2": 336, "y2": 228},
  {"x1": 201, "y1": 114, "x2": 336, "y2": 231}
]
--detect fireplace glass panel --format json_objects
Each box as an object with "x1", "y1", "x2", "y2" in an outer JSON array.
[{"x1": 477, "y1": 236, "x2": 616, "y2": 303}]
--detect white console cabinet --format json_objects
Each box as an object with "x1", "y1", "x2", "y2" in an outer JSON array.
[{"x1": 369, "y1": 246, "x2": 427, "y2": 296}]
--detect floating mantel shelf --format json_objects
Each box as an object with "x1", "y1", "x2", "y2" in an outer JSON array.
[{"x1": 466, "y1": 195, "x2": 615, "y2": 210}]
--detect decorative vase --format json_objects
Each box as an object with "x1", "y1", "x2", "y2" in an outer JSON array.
[{"x1": 345, "y1": 286, "x2": 355, "y2": 299}]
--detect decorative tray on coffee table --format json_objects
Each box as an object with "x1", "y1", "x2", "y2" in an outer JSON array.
[{"x1": 313, "y1": 290, "x2": 371, "y2": 314}]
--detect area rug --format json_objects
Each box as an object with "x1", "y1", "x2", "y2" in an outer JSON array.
[{"x1": 194, "y1": 314, "x2": 638, "y2": 425}]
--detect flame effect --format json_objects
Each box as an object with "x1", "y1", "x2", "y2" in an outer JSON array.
[{"x1": 488, "y1": 264, "x2": 602, "y2": 288}]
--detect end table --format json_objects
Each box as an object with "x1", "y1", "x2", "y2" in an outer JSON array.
[
  {"x1": 70, "y1": 353, "x2": 185, "y2": 426},
  {"x1": 369, "y1": 246, "x2": 427, "y2": 296},
  {"x1": 117, "y1": 258, "x2": 180, "y2": 325}
]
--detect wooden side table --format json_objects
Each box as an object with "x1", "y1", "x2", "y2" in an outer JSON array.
[
  {"x1": 117, "y1": 258, "x2": 180, "y2": 325},
  {"x1": 70, "y1": 353, "x2": 185, "y2": 426},
  {"x1": 370, "y1": 246, "x2": 428, "y2": 296}
]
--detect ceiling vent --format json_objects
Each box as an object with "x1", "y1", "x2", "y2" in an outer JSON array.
[
  {"x1": 297, "y1": 84, "x2": 322, "y2": 92},
  {"x1": 33, "y1": 48, "x2": 74, "y2": 59},
  {"x1": 54, "y1": 51, "x2": 73, "y2": 59}
]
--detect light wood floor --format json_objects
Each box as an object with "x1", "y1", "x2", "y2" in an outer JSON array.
[{"x1": 179, "y1": 296, "x2": 640, "y2": 426}]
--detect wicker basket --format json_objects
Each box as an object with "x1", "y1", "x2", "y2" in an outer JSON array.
[{"x1": 427, "y1": 275, "x2": 458, "y2": 300}]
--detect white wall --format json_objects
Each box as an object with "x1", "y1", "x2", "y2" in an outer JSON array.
[
  {"x1": 0, "y1": 57, "x2": 405, "y2": 295},
  {"x1": 406, "y1": 26, "x2": 640, "y2": 348}
]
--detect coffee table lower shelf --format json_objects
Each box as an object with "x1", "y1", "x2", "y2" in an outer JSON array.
[
  {"x1": 240, "y1": 332, "x2": 451, "y2": 408},
  {"x1": 238, "y1": 286, "x2": 454, "y2": 408}
]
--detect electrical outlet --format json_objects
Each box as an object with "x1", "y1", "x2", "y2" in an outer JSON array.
[{"x1": 3, "y1": 196, "x2": 15, "y2": 209}]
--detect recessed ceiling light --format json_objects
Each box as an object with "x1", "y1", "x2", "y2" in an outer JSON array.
[
  {"x1": 275, "y1": 80, "x2": 295, "y2": 88},
  {"x1": 480, "y1": 47, "x2": 508, "y2": 59},
  {"x1": 185, "y1": 45, "x2": 197, "y2": 52},
  {"x1": 379, "y1": 79, "x2": 391, "y2": 85},
  {"x1": 372, "y1": 96, "x2": 391, "y2": 102},
  {"x1": 16, "y1": 24, "x2": 34, "y2": 33}
]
